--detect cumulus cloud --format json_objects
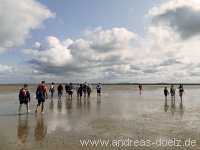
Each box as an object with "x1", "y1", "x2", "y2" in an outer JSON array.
[
  {"x1": 24, "y1": 36, "x2": 72, "y2": 67},
  {"x1": 0, "y1": 0, "x2": 54, "y2": 52},
  {"x1": 147, "y1": 0, "x2": 200, "y2": 64},
  {"x1": 18, "y1": 0, "x2": 200, "y2": 83},
  {"x1": 23, "y1": 27, "x2": 145, "y2": 81},
  {"x1": 149, "y1": 0, "x2": 200, "y2": 39},
  {"x1": 23, "y1": 26, "x2": 191, "y2": 82},
  {"x1": 84, "y1": 27, "x2": 137, "y2": 52}
]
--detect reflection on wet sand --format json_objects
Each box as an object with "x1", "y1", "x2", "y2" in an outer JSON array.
[
  {"x1": 34, "y1": 115, "x2": 47, "y2": 143},
  {"x1": 65, "y1": 98, "x2": 72, "y2": 109},
  {"x1": 164, "y1": 97, "x2": 169, "y2": 112},
  {"x1": 97, "y1": 95, "x2": 101, "y2": 113},
  {"x1": 179, "y1": 101, "x2": 184, "y2": 118},
  {"x1": 164, "y1": 103, "x2": 169, "y2": 112},
  {"x1": 170, "y1": 102, "x2": 176, "y2": 116},
  {"x1": 57, "y1": 100, "x2": 62, "y2": 112},
  {"x1": 17, "y1": 115, "x2": 29, "y2": 145},
  {"x1": 8, "y1": 85, "x2": 200, "y2": 150},
  {"x1": 83, "y1": 97, "x2": 91, "y2": 113},
  {"x1": 49, "y1": 99, "x2": 54, "y2": 112},
  {"x1": 76, "y1": 98, "x2": 82, "y2": 109},
  {"x1": 164, "y1": 97, "x2": 184, "y2": 117},
  {"x1": 65, "y1": 97, "x2": 72, "y2": 115}
]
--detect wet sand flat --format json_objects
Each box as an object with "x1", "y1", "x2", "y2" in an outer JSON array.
[{"x1": 0, "y1": 85, "x2": 200, "y2": 150}]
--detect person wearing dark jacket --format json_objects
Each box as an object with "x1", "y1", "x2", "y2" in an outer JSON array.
[
  {"x1": 57, "y1": 84, "x2": 63, "y2": 99},
  {"x1": 18, "y1": 84, "x2": 31, "y2": 114},
  {"x1": 35, "y1": 81, "x2": 48, "y2": 113}
]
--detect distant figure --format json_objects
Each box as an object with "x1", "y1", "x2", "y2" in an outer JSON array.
[
  {"x1": 77, "y1": 84, "x2": 83, "y2": 100},
  {"x1": 164, "y1": 87, "x2": 169, "y2": 100},
  {"x1": 75, "y1": 84, "x2": 79, "y2": 97},
  {"x1": 164, "y1": 86, "x2": 169, "y2": 106},
  {"x1": 83, "y1": 82, "x2": 87, "y2": 97},
  {"x1": 35, "y1": 81, "x2": 48, "y2": 113},
  {"x1": 170, "y1": 84, "x2": 176, "y2": 101},
  {"x1": 178, "y1": 84, "x2": 184, "y2": 103},
  {"x1": 138, "y1": 84, "x2": 143, "y2": 95},
  {"x1": 57, "y1": 84, "x2": 63, "y2": 99},
  {"x1": 68, "y1": 83, "x2": 73, "y2": 99},
  {"x1": 96, "y1": 83, "x2": 102, "y2": 96},
  {"x1": 65, "y1": 83, "x2": 70, "y2": 96},
  {"x1": 18, "y1": 84, "x2": 30, "y2": 114},
  {"x1": 49, "y1": 82, "x2": 55, "y2": 99},
  {"x1": 87, "y1": 84, "x2": 92, "y2": 98}
]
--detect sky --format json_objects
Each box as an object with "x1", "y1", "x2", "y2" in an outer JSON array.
[{"x1": 1, "y1": 0, "x2": 200, "y2": 83}]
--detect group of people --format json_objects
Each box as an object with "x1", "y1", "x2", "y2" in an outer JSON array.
[
  {"x1": 137, "y1": 84, "x2": 185, "y2": 103},
  {"x1": 18, "y1": 82, "x2": 185, "y2": 114},
  {"x1": 49, "y1": 82, "x2": 74, "y2": 99},
  {"x1": 18, "y1": 81, "x2": 102, "y2": 114},
  {"x1": 48, "y1": 82, "x2": 102, "y2": 99},
  {"x1": 164, "y1": 84, "x2": 184, "y2": 103}
]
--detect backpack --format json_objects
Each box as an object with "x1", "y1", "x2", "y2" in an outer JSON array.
[
  {"x1": 36, "y1": 85, "x2": 45, "y2": 100},
  {"x1": 19, "y1": 88, "x2": 26, "y2": 100}
]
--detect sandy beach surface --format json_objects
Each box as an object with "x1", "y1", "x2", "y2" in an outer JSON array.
[{"x1": 0, "y1": 84, "x2": 200, "y2": 150}]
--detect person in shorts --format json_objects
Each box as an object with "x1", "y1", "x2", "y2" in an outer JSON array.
[
  {"x1": 96, "y1": 83, "x2": 102, "y2": 96},
  {"x1": 35, "y1": 81, "x2": 47, "y2": 113},
  {"x1": 18, "y1": 84, "x2": 30, "y2": 114}
]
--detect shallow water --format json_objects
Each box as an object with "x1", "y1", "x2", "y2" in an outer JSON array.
[{"x1": 0, "y1": 85, "x2": 200, "y2": 150}]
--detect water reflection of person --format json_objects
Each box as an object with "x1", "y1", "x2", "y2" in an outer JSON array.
[
  {"x1": 178, "y1": 84, "x2": 184, "y2": 103},
  {"x1": 164, "y1": 87, "x2": 169, "y2": 111},
  {"x1": 83, "y1": 96, "x2": 91, "y2": 112},
  {"x1": 170, "y1": 100, "x2": 176, "y2": 116},
  {"x1": 34, "y1": 115, "x2": 47, "y2": 143},
  {"x1": 179, "y1": 100, "x2": 184, "y2": 117},
  {"x1": 57, "y1": 100, "x2": 62, "y2": 112},
  {"x1": 164, "y1": 104, "x2": 169, "y2": 112},
  {"x1": 17, "y1": 115, "x2": 29, "y2": 144},
  {"x1": 97, "y1": 95, "x2": 101, "y2": 112},
  {"x1": 83, "y1": 96, "x2": 87, "y2": 105},
  {"x1": 76, "y1": 97, "x2": 82, "y2": 109},
  {"x1": 87, "y1": 97, "x2": 91, "y2": 111},
  {"x1": 66, "y1": 97, "x2": 72, "y2": 110},
  {"x1": 49, "y1": 99, "x2": 54, "y2": 112},
  {"x1": 65, "y1": 97, "x2": 72, "y2": 115}
]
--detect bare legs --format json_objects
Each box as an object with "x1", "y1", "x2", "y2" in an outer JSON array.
[
  {"x1": 18, "y1": 103, "x2": 29, "y2": 114},
  {"x1": 35, "y1": 102, "x2": 44, "y2": 113}
]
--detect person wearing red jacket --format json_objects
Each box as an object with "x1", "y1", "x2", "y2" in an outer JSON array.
[{"x1": 35, "y1": 81, "x2": 48, "y2": 113}]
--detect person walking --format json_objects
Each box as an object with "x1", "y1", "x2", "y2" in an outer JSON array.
[
  {"x1": 35, "y1": 81, "x2": 48, "y2": 113},
  {"x1": 57, "y1": 84, "x2": 63, "y2": 99},
  {"x1": 77, "y1": 84, "x2": 83, "y2": 100},
  {"x1": 49, "y1": 82, "x2": 55, "y2": 99},
  {"x1": 138, "y1": 84, "x2": 143, "y2": 95},
  {"x1": 164, "y1": 86, "x2": 169, "y2": 106},
  {"x1": 68, "y1": 83, "x2": 73, "y2": 99},
  {"x1": 87, "y1": 84, "x2": 92, "y2": 98},
  {"x1": 96, "y1": 83, "x2": 102, "y2": 97},
  {"x1": 178, "y1": 84, "x2": 184, "y2": 103},
  {"x1": 170, "y1": 85, "x2": 175, "y2": 101},
  {"x1": 18, "y1": 84, "x2": 31, "y2": 114}
]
